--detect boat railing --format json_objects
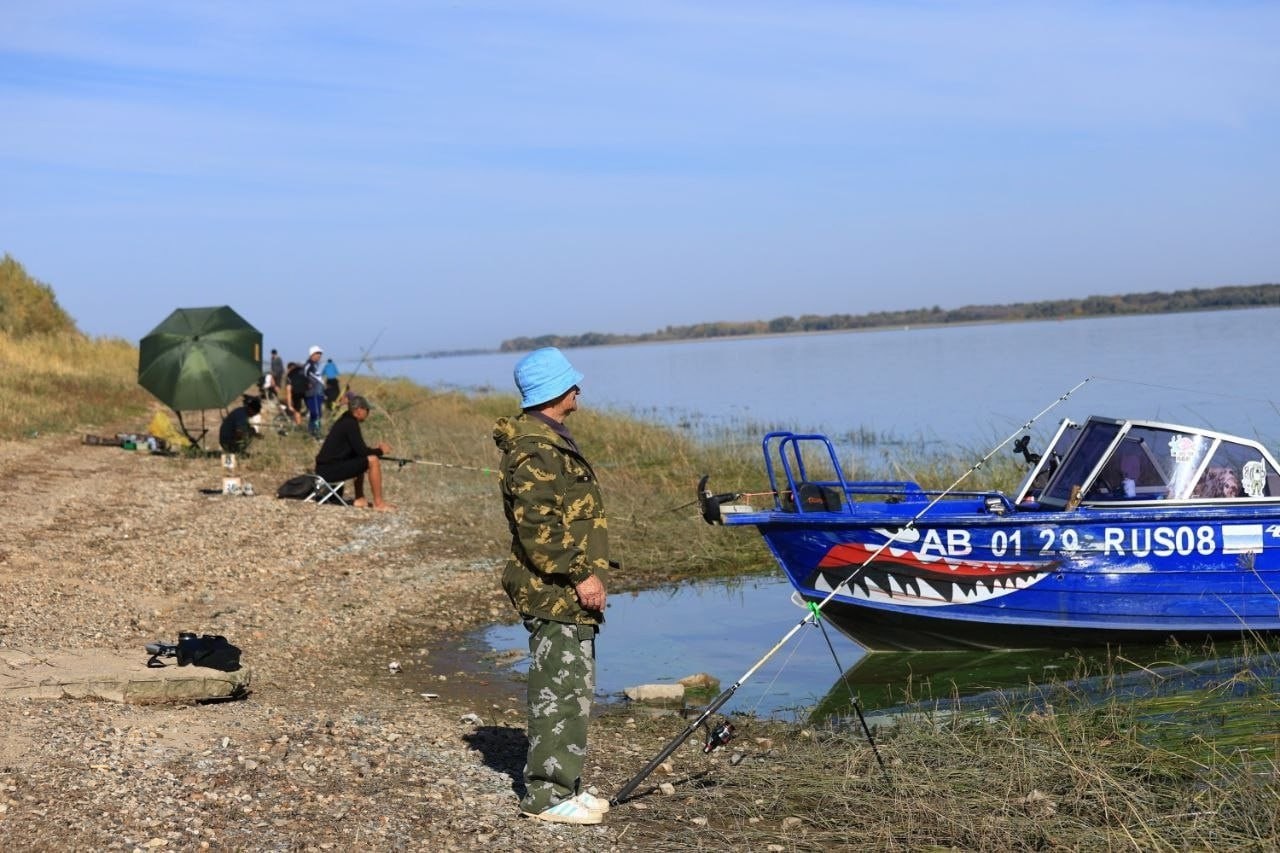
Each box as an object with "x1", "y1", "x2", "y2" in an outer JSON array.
[
  {"x1": 762, "y1": 431, "x2": 1016, "y2": 514},
  {"x1": 762, "y1": 431, "x2": 929, "y2": 513}
]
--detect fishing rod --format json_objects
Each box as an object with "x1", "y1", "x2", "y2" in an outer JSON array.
[
  {"x1": 342, "y1": 328, "x2": 387, "y2": 400},
  {"x1": 382, "y1": 455, "x2": 499, "y2": 477},
  {"x1": 611, "y1": 376, "x2": 1093, "y2": 805}
]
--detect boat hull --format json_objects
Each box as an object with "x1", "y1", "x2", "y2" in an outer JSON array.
[
  {"x1": 740, "y1": 505, "x2": 1280, "y2": 651},
  {"x1": 800, "y1": 595, "x2": 1273, "y2": 651}
]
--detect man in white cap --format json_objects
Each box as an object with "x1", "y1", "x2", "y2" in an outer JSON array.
[
  {"x1": 302, "y1": 345, "x2": 326, "y2": 437},
  {"x1": 492, "y1": 347, "x2": 612, "y2": 825}
]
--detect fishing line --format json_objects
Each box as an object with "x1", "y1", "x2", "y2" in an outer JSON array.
[
  {"x1": 746, "y1": 623, "x2": 810, "y2": 719},
  {"x1": 611, "y1": 376, "x2": 1092, "y2": 805},
  {"x1": 665, "y1": 490, "x2": 776, "y2": 514},
  {"x1": 1091, "y1": 374, "x2": 1280, "y2": 406},
  {"x1": 382, "y1": 455, "x2": 499, "y2": 477},
  {"x1": 837, "y1": 376, "x2": 1093, "y2": 590},
  {"x1": 808, "y1": 602, "x2": 887, "y2": 777},
  {"x1": 343, "y1": 328, "x2": 387, "y2": 397},
  {"x1": 1093, "y1": 374, "x2": 1280, "y2": 426}
]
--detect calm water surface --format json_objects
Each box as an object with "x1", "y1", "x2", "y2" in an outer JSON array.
[
  {"x1": 478, "y1": 576, "x2": 866, "y2": 720},
  {"x1": 479, "y1": 579, "x2": 1278, "y2": 729},
  {"x1": 366, "y1": 308, "x2": 1280, "y2": 448}
]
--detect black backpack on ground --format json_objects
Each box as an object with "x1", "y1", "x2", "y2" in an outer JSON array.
[{"x1": 277, "y1": 475, "x2": 317, "y2": 499}]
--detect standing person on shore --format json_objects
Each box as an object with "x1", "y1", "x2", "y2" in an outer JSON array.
[
  {"x1": 322, "y1": 358, "x2": 341, "y2": 413},
  {"x1": 285, "y1": 361, "x2": 306, "y2": 426},
  {"x1": 492, "y1": 347, "x2": 611, "y2": 826},
  {"x1": 269, "y1": 348, "x2": 284, "y2": 397},
  {"x1": 303, "y1": 346, "x2": 326, "y2": 437}
]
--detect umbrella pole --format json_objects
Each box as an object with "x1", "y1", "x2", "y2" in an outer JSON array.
[{"x1": 174, "y1": 411, "x2": 207, "y2": 449}]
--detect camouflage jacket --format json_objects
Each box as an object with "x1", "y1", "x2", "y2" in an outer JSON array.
[{"x1": 493, "y1": 413, "x2": 610, "y2": 626}]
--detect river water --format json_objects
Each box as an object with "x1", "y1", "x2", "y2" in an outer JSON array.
[
  {"x1": 366, "y1": 307, "x2": 1280, "y2": 449},
  {"x1": 478, "y1": 576, "x2": 864, "y2": 720},
  {"x1": 404, "y1": 308, "x2": 1280, "y2": 719}
]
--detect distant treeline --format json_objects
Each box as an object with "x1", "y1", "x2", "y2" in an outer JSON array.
[
  {"x1": 368, "y1": 348, "x2": 493, "y2": 362},
  {"x1": 498, "y1": 283, "x2": 1280, "y2": 353}
]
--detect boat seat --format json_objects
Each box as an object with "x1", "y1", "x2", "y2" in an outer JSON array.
[{"x1": 781, "y1": 482, "x2": 844, "y2": 513}]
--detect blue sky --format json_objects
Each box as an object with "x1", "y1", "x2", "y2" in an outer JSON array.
[{"x1": 3, "y1": 1, "x2": 1278, "y2": 358}]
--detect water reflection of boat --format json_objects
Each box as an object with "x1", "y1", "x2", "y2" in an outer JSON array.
[
  {"x1": 808, "y1": 647, "x2": 1099, "y2": 716},
  {"x1": 702, "y1": 415, "x2": 1280, "y2": 650},
  {"x1": 810, "y1": 642, "x2": 1280, "y2": 730}
]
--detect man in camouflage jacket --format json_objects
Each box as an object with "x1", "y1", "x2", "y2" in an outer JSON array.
[{"x1": 494, "y1": 347, "x2": 611, "y2": 824}]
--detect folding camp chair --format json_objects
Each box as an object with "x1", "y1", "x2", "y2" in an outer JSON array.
[{"x1": 305, "y1": 474, "x2": 349, "y2": 506}]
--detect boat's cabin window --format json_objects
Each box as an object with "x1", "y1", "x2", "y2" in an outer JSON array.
[
  {"x1": 1191, "y1": 441, "x2": 1279, "y2": 499},
  {"x1": 1084, "y1": 428, "x2": 1176, "y2": 501},
  {"x1": 1040, "y1": 422, "x2": 1120, "y2": 506},
  {"x1": 1040, "y1": 419, "x2": 1280, "y2": 505}
]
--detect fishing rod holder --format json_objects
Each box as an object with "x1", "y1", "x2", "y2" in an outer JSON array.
[{"x1": 697, "y1": 474, "x2": 747, "y2": 525}]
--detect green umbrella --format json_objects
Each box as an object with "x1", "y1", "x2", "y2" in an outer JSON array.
[{"x1": 138, "y1": 306, "x2": 263, "y2": 412}]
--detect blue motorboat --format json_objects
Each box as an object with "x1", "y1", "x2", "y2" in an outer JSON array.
[{"x1": 701, "y1": 416, "x2": 1280, "y2": 650}]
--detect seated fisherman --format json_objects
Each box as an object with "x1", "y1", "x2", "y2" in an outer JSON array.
[
  {"x1": 219, "y1": 396, "x2": 262, "y2": 454},
  {"x1": 314, "y1": 395, "x2": 393, "y2": 511}
]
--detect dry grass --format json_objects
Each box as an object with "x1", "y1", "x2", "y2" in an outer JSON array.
[
  {"x1": 603, "y1": 676, "x2": 1279, "y2": 851},
  {"x1": 0, "y1": 332, "x2": 152, "y2": 437}
]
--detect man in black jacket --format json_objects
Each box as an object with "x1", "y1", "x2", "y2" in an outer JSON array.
[
  {"x1": 314, "y1": 395, "x2": 393, "y2": 511},
  {"x1": 219, "y1": 396, "x2": 262, "y2": 454}
]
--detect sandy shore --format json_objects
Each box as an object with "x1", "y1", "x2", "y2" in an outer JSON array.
[{"x1": 0, "y1": 435, "x2": 673, "y2": 850}]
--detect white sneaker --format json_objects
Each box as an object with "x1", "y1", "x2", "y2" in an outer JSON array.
[
  {"x1": 521, "y1": 798, "x2": 603, "y2": 825},
  {"x1": 575, "y1": 791, "x2": 611, "y2": 814}
]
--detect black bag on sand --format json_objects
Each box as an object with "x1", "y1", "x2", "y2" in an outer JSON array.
[
  {"x1": 277, "y1": 475, "x2": 316, "y2": 499},
  {"x1": 178, "y1": 633, "x2": 241, "y2": 671},
  {"x1": 145, "y1": 632, "x2": 242, "y2": 671}
]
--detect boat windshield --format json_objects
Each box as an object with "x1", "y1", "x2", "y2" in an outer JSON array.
[
  {"x1": 1040, "y1": 421, "x2": 1121, "y2": 507},
  {"x1": 1038, "y1": 417, "x2": 1280, "y2": 507}
]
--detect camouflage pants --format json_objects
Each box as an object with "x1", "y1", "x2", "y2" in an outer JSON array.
[{"x1": 520, "y1": 617, "x2": 596, "y2": 813}]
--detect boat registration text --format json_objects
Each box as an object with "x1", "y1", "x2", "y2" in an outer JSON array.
[{"x1": 914, "y1": 524, "x2": 1266, "y2": 559}]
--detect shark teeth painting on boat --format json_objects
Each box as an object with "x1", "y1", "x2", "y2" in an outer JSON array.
[{"x1": 811, "y1": 541, "x2": 1053, "y2": 608}]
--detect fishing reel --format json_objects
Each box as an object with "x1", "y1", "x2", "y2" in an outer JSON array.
[
  {"x1": 1012, "y1": 435, "x2": 1041, "y2": 466},
  {"x1": 702, "y1": 719, "x2": 735, "y2": 754}
]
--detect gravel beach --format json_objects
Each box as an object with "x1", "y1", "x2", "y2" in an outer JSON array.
[{"x1": 0, "y1": 436, "x2": 757, "y2": 851}]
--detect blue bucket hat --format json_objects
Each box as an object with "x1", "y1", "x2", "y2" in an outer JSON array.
[{"x1": 514, "y1": 347, "x2": 583, "y2": 409}]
